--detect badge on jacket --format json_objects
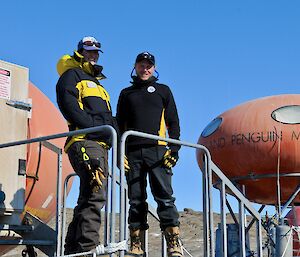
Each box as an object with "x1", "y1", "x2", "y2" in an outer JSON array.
[
  {"x1": 87, "y1": 81, "x2": 97, "y2": 88},
  {"x1": 147, "y1": 86, "x2": 156, "y2": 93}
]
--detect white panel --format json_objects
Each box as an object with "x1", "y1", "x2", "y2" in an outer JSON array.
[{"x1": 0, "y1": 60, "x2": 28, "y2": 216}]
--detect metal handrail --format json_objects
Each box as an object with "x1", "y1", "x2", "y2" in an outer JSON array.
[
  {"x1": 0, "y1": 126, "x2": 115, "y2": 150},
  {"x1": 62, "y1": 173, "x2": 76, "y2": 255},
  {"x1": 61, "y1": 158, "x2": 168, "y2": 256},
  {"x1": 210, "y1": 163, "x2": 263, "y2": 257},
  {"x1": 0, "y1": 125, "x2": 118, "y2": 257},
  {"x1": 0, "y1": 127, "x2": 263, "y2": 257},
  {"x1": 120, "y1": 130, "x2": 212, "y2": 257},
  {"x1": 120, "y1": 130, "x2": 263, "y2": 257},
  {"x1": 61, "y1": 172, "x2": 123, "y2": 253},
  {"x1": 61, "y1": 169, "x2": 123, "y2": 254}
]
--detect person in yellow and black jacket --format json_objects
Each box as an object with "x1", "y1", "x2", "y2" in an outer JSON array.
[
  {"x1": 117, "y1": 52, "x2": 183, "y2": 257},
  {"x1": 56, "y1": 36, "x2": 116, "y2": 255}
]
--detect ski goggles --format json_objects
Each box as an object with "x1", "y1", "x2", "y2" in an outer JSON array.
[{"x1": 83, "y1": 41, "x2": 101, "y2": 48}]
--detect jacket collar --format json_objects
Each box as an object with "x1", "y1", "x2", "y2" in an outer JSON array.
[{"x1": 57, "y1": 51, "x2": 106, "y2": 80}]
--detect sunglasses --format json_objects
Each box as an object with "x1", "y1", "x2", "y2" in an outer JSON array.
[{"x1": 83, "y1": 41, "x2": 101, "y2": 48}]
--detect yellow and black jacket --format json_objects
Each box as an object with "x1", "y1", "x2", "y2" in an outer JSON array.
[
  {"x1": 116, "y1": 76, "x2": 180, "y2": 152},
  {"x1": 56, "y1": 51, "x2": 116, "y2": 152}
]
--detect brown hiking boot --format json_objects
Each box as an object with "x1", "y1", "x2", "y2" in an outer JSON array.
[
  {"x1": 125, "y1": 229, "x2": 144, "y2": 257},
  {"x1": 164, "y1": 227, "x2": 183, "y2": 257}
]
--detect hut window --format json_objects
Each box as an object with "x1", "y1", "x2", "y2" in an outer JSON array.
[
  {"x1": 201, "y1": 117, "x2": 223, "y2": 137},
  {"x1": 271, "y1": 105, "x2": 300, "y2": 124}
]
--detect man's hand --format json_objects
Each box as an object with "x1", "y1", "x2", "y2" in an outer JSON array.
[{"x1": 163, "y1": 150, "x2": 179, "y2": 169}]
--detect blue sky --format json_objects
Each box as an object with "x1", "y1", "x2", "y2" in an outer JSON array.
[{"x1": 2, "y1": 1, "x2": 300, "y2": 212}]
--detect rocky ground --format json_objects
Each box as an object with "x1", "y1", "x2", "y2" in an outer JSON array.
[{"x1": 3, "y1": 208, "x2": 265, "y2": 257}]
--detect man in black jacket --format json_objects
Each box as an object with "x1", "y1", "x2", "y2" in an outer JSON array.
[
  {"x1": 56, "y1": 36, "x2": 115, "y2": 254},
  {"x1": 117, "y1": 52, "x2": 183, "y2": 257}
]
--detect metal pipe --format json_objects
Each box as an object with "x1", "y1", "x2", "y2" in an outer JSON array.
[
  {"x1": 125, "y1": 188, "x2": 129, "y2": 244},
  {"x1": 105, "y1": 172, "x2": 111, "y2": 246},
  {"x1": 161, "y1": 234, "x2": 166, "y2": 257},
  {"x1": 0, "y1": 126, "x2": 114, "y2": 149},
  {"x1": 246, "y1": 205, "x2": 265, "y2": 234},
  {"x1": 120, "y1": 131, "x2": 212, "y2": 158},
  {"x1": 276, "y1": 139, "x2": 282, "y2": 223},
  {"x1": 257, "y1": 217, "x2": 263, "y2": 257},
  {"x1": 275, "y1": 225, "x2": 293, "y2": 257},
  {"x1": 62, "y1": 173, "x2": 77, "y2": 256},
  {"x1": 38, "y1": 140, "x2": 65, "y2": 255},
  {"x1": 203, "y1": 154, "x2": 210, "y2": 257},
  {"x1": 208, "y1": 164, "x2": 215, "y2": 257},
  {"x1": 226, "y1": 199, "x2": 239, "y2": 226},
  {"x1": 56, "y1": 149, "x2": 63, "y2": 256},
  {"x1": 144, "y1": 230, "x2": 149, "y2": 256},
  {"x1": 206, "y1": 150, "x2": 212, "y2": 257},
  {"x1": 109, "y1": 128, "x2": 118, "y2": 246},
  {"x1": 279, "y1": 184, "x2": 300, "y2": 219},
  {"x1": 220, "y1": 181, "x2": 227, "y2": 257},
  {"x1": 239, "y1": 201, "x2": 246, "y2": 257},
  {"x1": 119, "y1": 137, "x2": 126, "y2": 257},
  {"x1": 230, "y1": 172, "x2": 300, "y2": 181}
]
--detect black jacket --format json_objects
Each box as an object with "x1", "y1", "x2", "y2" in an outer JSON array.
[
  {"x1": 116, "y1": 76, "x2": 180, "y2": 152},
  {"x1": 56, "y1": 53, "x2": 117, "y2": 151}
]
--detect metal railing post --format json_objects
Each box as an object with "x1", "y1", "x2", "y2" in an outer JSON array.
[
  {"x1": 239, "y1": 201, "x2": 246, "y2": 257},
  {"x1": 105, "y1": 172, "x2": 111, "y2": 246},
  {"x1": 56, "y1": 149, "x2": 63, "y2": 256},
  {"x1": 108, "y1": 127, "x2": 118, "y2": 247},
  {"x1": 119, "y1": 135, "x2": 127, "y2": 257},
  {"x1": 62, "y1": 173, "x2": 77, "y2": 255},
  {"x1": 162, "y1": 235, "x2": 167, "y2": 257},
  {"x1": 203, "y1": 154, "x2": 210, "y2": 257},
  {"x1": 144, "y1": 230, "x2": 149, "y2": 255},
  {"x1": 125, "y1": 188, "x2": 129, "y2": 242},
  {"x1": 257, "y1": 217, "x2": 263, "y2": 257},
  {"x1": 220, "y1": 181, "x2": 227, "y2": 257},
  {"x1": 208, "y1": 164, "x2": 214, "y2": 257}
]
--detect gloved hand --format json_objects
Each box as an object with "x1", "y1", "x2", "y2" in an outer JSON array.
[
  {"x1": 124, "y1": 155, "x2": 130, "y2": 174},
  {"x1": 81, "y1": 147, "x2": 106, "y2": 192},
  {"x1": 117, "y1": 153, "x2": 130, "y2": 173},
  {"x1": 163, "y1": 150, "x2": 179, "y2": 169},
  {"x1": 90, "y1": 166, "x2": 106, "y2": 193}
]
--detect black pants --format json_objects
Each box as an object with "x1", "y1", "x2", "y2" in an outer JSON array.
[
  {"x1": 64, "y1": 140, "x2": 108, "y2": 254},
  {"x1": 126, "y1": 145, "x2": 179, "y2": 231}
]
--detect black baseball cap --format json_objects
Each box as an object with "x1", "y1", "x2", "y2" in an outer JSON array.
[{"x1": 135, "y1": 51, "x2": 155, "y2": 65}]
